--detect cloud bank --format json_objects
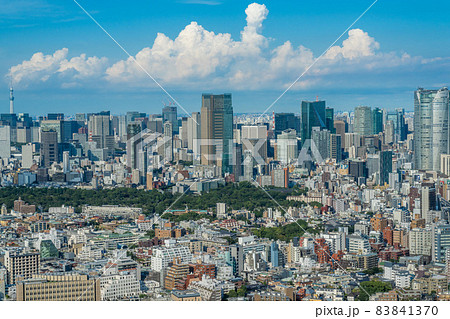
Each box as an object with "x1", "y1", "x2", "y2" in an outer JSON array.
[{"x1": 7, "y1": 2, "x2": 450, "y2": 92}]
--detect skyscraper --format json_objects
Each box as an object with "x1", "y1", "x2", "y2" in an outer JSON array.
[
  {"x1": 274, "y1": 113, "x2": 300, "y2": 137},
  {"x1": 276, "y1": 129, "x2": 298, "y2": 164},
  {"x1": 300, "y1": 100, "x2": 326, "y2": 142},
  {"x1": 380, "y1": 150, "x2": 392, "y2": 186},
  {"x1": 40, "y1": 129, "x2": 58, "y2": 167},
  {"x1": 330, "y1": 134, "x2": 342, "y2": 163},
  {"x1": 88, "y1": 114, "x2": 113, "y2": 149},
  {"x1": 414, "y1": 87, "x2": 450, "y2": 171},
  {"x1": 372, "y1": 107, "x2": 383, "y2": 134},
  {"x1": 162, "y1": 106, "x2": 178, "y2": 134},
  {"x1": 325, "y1": 107, "x2": 335, "y2": 133},
  {"x1": 311, "y1": 127, "x2": 330, "y2": 161},
  {"x1": 200, "y1": 93, "x2": 233, "y2": 174},
  {"x1": 188, "y1": 112, "x2": 201, "y2": 163},
  {"x1": 0, "y1": 126, "x2": 11, "y2": 159},
  {"x1": 354, "y1": 106, "x2": 373, "y2": 136},
  {"x1": 270, "y1": 242, "x2": 279, "y2": 268},
  {"x1": 387, "y1": 109, "x2": 407, "y2": 143}
]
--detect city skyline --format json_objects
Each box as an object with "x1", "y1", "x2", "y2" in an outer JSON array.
[{"x1": 2, "y1": 1, "x2": 450, "y2": 114}]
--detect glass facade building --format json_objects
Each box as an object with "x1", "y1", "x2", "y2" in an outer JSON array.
[
  {"x1": 300, "y1": 100, "x2": 326, "y2": 142},
  {"x1": 414, "y1": 87, "x2": 450, "y2": 171}
]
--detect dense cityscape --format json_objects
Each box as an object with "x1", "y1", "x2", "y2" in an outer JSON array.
[{"x1": 0, "y1": 86, "x2": 449, "y2": 302}]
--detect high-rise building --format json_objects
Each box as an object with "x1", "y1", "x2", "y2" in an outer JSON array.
[
  {"x1": 40, "y1": 129, "x2": 58, "y2": 167},
  {"x1": 311, "y1": 127, "x2": 330, "y2": 161},
  {"x1": 241, "y1": 125, "x2": 267, "y2": 164},
  {"x1": 163, "y1": 106, "x2": 178, "y2": 134},
  {"x1": 414, "y1": 87, "x2": 450, "y2": 171},
  {"x1": 276, "y1": 129, "x2": 298, "y2": 164},
  {"x1": 164, "y1": 121, "x2": 173, "y2": 162},
  {"x1": 330, "y1": 134, "x2": 342, "y2": 163},
  {"x1": 40, "y1": 120, "x2": 63, "y2": 143},
  {"x1": 0, "y1": 125, "x2": 11, "y2": 159},
  {"x1": 21, "y1": 143, "x2": 33, "y2": 168},
  {"x1": 325, "y1": 107, "x2": 335, "y2": 133},
  {"x1": 386, "y1": 108, "x2": 407, "y2": 142},
  {"x1": 380, "y1": 150, "x2": 393, "y2": 186},
  {"x1": 274, "y1": 113, "x2": 300, "y2": 137},
  {"x1": 354, "y1": 106, "x2": 373, "y2": 136},
  {"x1": 372, "y1": 107, "x2": 383, "y2": 134},
  {"x1": 200, "y1": 94, "x2": 233, "y2": 174},
  {"x1": 188, "y1": 112, "x2": 201, "y2": 163},
  {"x1": 4, "y1": 250, "x2": 40, "y2": 285},
  {"x1": 300, "y1": 100, "x2": 326, "y2": 142},
  {"x1": 229, "y1": 244, "x2": 243, "y2": 276},
  {"x1": 270, "y1": 242, "x2": 279, "y2": 268},
  {"x1": 88, "y1": 114, "x2": 113, "y2": 149}
]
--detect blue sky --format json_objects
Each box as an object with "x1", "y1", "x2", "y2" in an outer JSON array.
[{"x1": 1, "y1": 0, "x2": 450, "y2": 116}]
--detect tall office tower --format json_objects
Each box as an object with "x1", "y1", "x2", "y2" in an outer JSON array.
[
  {"x1": 40, "y1": 119, "x2": 63, "y2": 143},
  {"x1": 274, "y1": 113, "x2": 300, "y2": 137},
  {"x1": 4, "y1": 250, "x2": 40, "y2": 285},
  {"x1": 270, "y1": 242, "x2": 279, "y2": 268},
  {"x1": 242, "y1": 149, "x2": 254, "y2": 181},
  {"x1": 386, "y1": 108, "x2": 407, "y2": 142},
  {"x1": 380, "y1": 150, "x2": 393, "y2": 186},
  {"x1": 241, "y1": 125, "x2": 268, "y2": 164},
  {"x1": 0, "y1": 125, "x2": 11, "y2": 159},
  {"x1": 188, "y1": 112, "x2": 201, "y2": 162},
  {"x1": 330, "y1": 134, "x2": 342, "y2": 163},
  {"x1": 88, "y1": 114, "x2": 113, "y2": 149},
  {"x1": 349, "y1": 159, "x2": 368, "y2": 179},
  {"x1": 276, "y1": 129, "x2": 298, "y2": 164},
  {"x1": 200, "y1": 93, "x2": 233, "y2": 174},
  {"x1": 300, "y1": 100, "x2": 326, "y2": 142},
  {"x1": 229, "y1": 244, "x2": 243, "y2": 276},
  {"x1": 414, "y1": 87, "x2": 450, "y2": 171},
  {"x1": 164, "y1": 121, "x2": 173, "y2": 162},
  {"x1": 421, "y1": 184, "x2": 436, "y2": 221},
  {"x1": 372, "y1": 107, "x2": 383, "y2": 134},
  {"x1": 63, "y1": 151, "x2": 70, "y2": 173},
  {"x1": 354, "y1": 106, "x2": 373, "y2": 136},
  {"x1": 9, "y1": 84, "x2": 14, "y2": 114},
  {"x1": 334, "y1": 120, "x2": 346, "y2": 148},
  {"x1": 117, "y1": 115, "x2": 127, "y2": 140},
  {"x1": 163, "y1": 106, "x2": 178, "y2": 134},
  {"x1": 180, "y1": 117, "x2": 189, "y2": 148},
  {"x1": 325, "y1": 107, "x2": 335, "y2": 133},
  {"x1": 22, "y1": 143, "x2": 33, "y2": 168},
  {"x1": 384, "y1": 120, "x2": 395, "y2": 144},
  {"x1": 311, "y1": 127, "x2": 330, "y2": 161},
  {"x1": 40, "y1": 129, "x2": 58, "y2": 167}
]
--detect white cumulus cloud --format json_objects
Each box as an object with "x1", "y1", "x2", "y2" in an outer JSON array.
[{"x1": 7, "y1": 3, "x2": 450, "y2": 92}]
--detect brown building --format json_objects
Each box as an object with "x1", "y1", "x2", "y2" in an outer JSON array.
[
  {"x1": 13, "y1": 198, "x2": 36, "y2": 214},
  {"x1": 16, "y1": 273, "x2": 100, "y2": 301},
  {"x1": 165, "y1": 258, "x2": 189, "y2": 291},
  {"x1": 370, "y1": 213, "x2": 388, "y2": 232}
]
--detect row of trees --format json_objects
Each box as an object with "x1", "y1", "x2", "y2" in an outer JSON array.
[{"x1": 0, "y1": 182, "x2": 308, "y2": 215}]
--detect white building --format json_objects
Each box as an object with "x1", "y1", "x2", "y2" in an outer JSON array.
[{"x1": 150, "y1": 245, "x2": 192, "y2": 272}]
